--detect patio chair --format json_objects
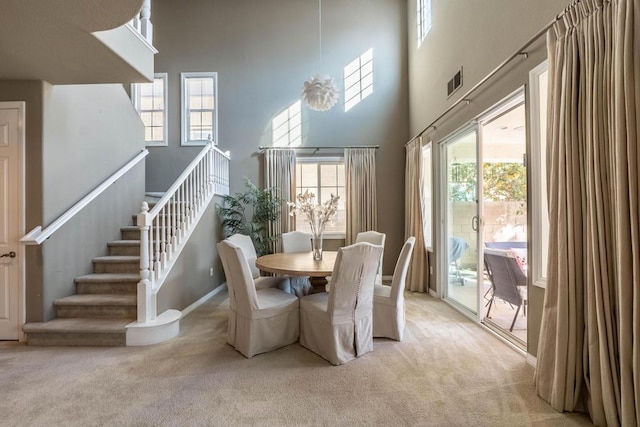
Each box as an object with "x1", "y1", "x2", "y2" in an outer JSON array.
[
  {"x1": 483, "y1": 248, "x2": 527, "y2": 332},
  {"x1": 449, "y1": 236, "x2": 469, "y2": 285}
]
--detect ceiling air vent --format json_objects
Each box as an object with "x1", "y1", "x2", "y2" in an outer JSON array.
[{"x1": 447, "y1": 67, "x2": 463, "y2": 97}]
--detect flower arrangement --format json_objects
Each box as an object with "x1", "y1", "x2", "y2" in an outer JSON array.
[{"x1": 287, "y1": 190, "x2": 340, "y2": 260}]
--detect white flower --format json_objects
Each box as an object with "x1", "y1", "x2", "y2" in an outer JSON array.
[{"x1": 287, "y1": 190, "x2": 340, "y2": 236}]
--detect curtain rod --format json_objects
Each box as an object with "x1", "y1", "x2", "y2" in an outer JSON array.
[
  {"x1": 259, "y1": 145, "x2": 379, "y2": 152},
  {"x1": 404, "y1": 3, "x2": 577, "y2": 147}
]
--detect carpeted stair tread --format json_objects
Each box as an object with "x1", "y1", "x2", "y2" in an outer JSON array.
[
  {"x1": 108, "y1": 240, "x2": 140, "y2": 246},
  {"x1": 75, "y1": 273, "x2": 140, "y2": 283},
  {"x1": 93, "y1": 255, "x2": 140, "y2": 263},
  {"x1": 54, "y1": 294, "x2": 136, "y2": 306},
  {"x1": 23, "y1": 318, "x2": 131, "y2": 334}
]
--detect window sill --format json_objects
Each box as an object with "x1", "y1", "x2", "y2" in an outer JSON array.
[{"x1": 323, "y1": 233, "x2": 345, "y2": 240}]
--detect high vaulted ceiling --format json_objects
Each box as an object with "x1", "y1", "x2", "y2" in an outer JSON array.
[{"x1": 0, "y1": 0, "x2": 152, "y2": 84}]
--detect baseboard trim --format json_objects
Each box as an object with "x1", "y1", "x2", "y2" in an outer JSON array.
[
  {"x1": 182, "y1": 283, "x2": 227, "y2": 318},
  {"x1": 429, "y1": 289, "x2": 438, "y2": 298},
  {"x1": 526, "y1": 353, "x2": 537, "y2": 368},
  {"x1": 124, "y1": 284, "x2": 227, "y2": 346}
]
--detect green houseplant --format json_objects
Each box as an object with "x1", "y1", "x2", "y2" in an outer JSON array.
[{"x1": 216, "y1": 179, "x2": 282, "y2": 256}]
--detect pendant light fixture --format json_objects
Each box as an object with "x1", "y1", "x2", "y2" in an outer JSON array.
[{"x1": 302, "y1": 0, "x2": 338, "y2": 112}]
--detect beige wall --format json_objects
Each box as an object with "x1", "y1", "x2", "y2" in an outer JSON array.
[
  {"x1": 407, "y1": 0, "x2": 573, "y2": 357},
  {"x1": 149, "y1": 0, "x2": 410, "y2": 275},
  {"x1": 158, "y1": 199, "x2": 225, "y2": 312},
  {"x1": 0, "y1": 81, "x2": 147, "y2": 321}
]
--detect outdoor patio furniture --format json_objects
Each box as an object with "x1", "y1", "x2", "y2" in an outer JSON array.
[{"x1": 483, "y1": 248, "x2": 527, "y2": 332}]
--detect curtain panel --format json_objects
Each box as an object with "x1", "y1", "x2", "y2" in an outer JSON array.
[
  {"x1": 263, "y1": 149, "x2": 296, "y2": 254},
  {"x1": 404, "y1": 138, "x2": 429, "y2": 293},
  {"x1": 535, "y1": 1, "x2": 640, "y2": 425},
  {"x1": 345, "y1": 148, "x2": 377, "y2": 245}
]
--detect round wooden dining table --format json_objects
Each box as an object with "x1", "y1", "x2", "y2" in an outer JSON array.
[{"x1": 255, "y1": 251, "x2": 338, "y2": 294}]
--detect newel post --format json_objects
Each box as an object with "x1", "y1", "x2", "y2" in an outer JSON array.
[
  {"x1": 140, "y1": 0, "x2": 153, "y2": 44},
  {"x1": 137, "y1": 201, "x2": 155, "y2": 322}
]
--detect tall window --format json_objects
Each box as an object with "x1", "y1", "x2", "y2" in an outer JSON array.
[
  {"x1": 417, "y1": 0, "x2": 432, "y2": 47},
  {"x1": 295, "y1": 158, "x2": 346, "y2": 237},
  {"x1": 529, "y1": 61, "x2": 549, "y2": 288},
  {"x1": 272, "y1": 101, "x2": 302, "y2": 147},
  {"x1": 344, "y1": 48, "x2": 374, "y2": 112},
  {"x1": 132, "y1": 73, "x2": 167, "y2": 147},
  {"x1": 181, "y1": 72, "x2": 218, "y2": 146}
]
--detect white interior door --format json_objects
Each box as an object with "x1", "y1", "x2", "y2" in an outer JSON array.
[{"x1": 0, "y1": 103, "x2": 24, "y2": 340}]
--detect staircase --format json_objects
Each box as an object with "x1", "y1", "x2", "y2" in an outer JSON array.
[{"x1": 23, "y1": 225, "x2": 141, "y2": 346}]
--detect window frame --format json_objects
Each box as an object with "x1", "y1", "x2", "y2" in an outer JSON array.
[
  {"x1": 295, "y1": 156, "x2": 346, "y2": 240},
  {"x1": 132, "y1": 72, "x2": 168, "y2": 147},
  {"x1": 417, "y1": 0, "x2": 432, "y2": 47},
  {"x1": 181, "y1": 72, "x2": 218, "y2": 147},
  {"x1": 528, "y1": 60, "x2": 549, "y2": 289}
]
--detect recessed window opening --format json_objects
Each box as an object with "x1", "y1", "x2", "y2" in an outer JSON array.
[
  {"x1": 132, "y1": 73, "x2": 167, "y2": 147},
  {"x1": 417, "y1": 0, "x2": 432, "y2": 47},
  {"x1": 181, "y1": 72, "x2": 218, "y2": 146},
  {"x1": 272, "y1": 100, "x2": 302, "y2": 147},
  {"x1": 344, "y1": 48, "x2": 374, "y2": 112},
  {"x1": 295, "y1": 158, "x2": 346, "y2": 237}
]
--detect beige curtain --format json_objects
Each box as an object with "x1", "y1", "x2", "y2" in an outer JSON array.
[
  {"x1": 404, "y1": 138, "x2": 428, "y2": 293},
  {"x1": 264, "y1": 148, "x2": 296, "y2": 253},
  {"x1": 345, "y1": 148, "x2": 377, "y2": 245},
  {"x1": 535, "y1": 1, "x2": 639, "y2": 425}
]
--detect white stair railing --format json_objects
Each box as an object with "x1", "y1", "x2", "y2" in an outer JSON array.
[
  {"x1": 128, "y1": 0, "x2": 153, "y2": 45},
  {"x1": 136, "y1": 143, "x2": 230, "y2": 323}
]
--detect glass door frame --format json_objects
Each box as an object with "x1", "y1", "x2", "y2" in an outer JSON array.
[{"x1": 437, "y1": 123, "x2": 484, "y2": 322}]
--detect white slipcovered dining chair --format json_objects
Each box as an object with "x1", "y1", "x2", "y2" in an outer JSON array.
[
  {"x1": 373, "y1": 236, "x2": 415, "y2": 341},
  {"x1": 281, "y1": 231, "x2": 313, "y2": 297},
  {"x1": 217, "y1": 240, "x2": 300, "y2": 358},
  {"x1": 299, "y1": 242, "x2": 383, "y2": 365},
  {"x1": 356, "y1": 230, "x2": 386, "y2": 285},
  {"x1": 226, "y1": 233, "x2": 291, "y2": 293}
]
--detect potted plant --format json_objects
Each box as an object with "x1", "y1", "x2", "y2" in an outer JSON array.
[{"x1": 216, "y1": 178, "x2": 282, "y2": 256}]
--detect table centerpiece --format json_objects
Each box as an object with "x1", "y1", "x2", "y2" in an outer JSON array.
[{"x1": 287, "y1": 190, "x2": 340, "y2": 260}]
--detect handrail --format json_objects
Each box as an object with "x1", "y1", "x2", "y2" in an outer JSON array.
[
  {"x1": 20, "y1": 149, "x2": 149, "y2": 245},
  {"x1": 148, "y1": 143, "x2": 228, "y2": 218},
  {"x1": 136, "y1": 142, "x2": 230, "y2": 322}
]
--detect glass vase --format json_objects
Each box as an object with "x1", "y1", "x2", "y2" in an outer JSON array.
[{"x1": 312, "y1": 231, "x2": 324, "y2": 261}]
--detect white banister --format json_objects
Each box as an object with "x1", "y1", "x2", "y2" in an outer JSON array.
[
  {"x1": 128, "y1": 0, "x2": 153, "y2": 45},
  {"x1": 136, "y1": 143, "x2": 230, "y2": 322},
  {"x1": 21, "y1": 149, "x2": 149, "y2": 246}
]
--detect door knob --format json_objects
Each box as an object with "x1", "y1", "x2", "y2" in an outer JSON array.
[{"x1": 0, "y1": 251, "x2": 16, "y2": 258}]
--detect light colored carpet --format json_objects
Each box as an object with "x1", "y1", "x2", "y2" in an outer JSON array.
[{"x1": 0, "y1": 291, "x2": 591, "y2": 426}]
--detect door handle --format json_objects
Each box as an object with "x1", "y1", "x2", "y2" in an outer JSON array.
[
  {"x1": 471, "y1": 216, "x2": 479, "y2": 232},
  {"x1": 0, "y1": 251, "x2": 16, "y2": 258}
]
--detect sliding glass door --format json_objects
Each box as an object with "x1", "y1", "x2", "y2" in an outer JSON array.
[
  {"x1": 438, "y1": 90, "x2": 529, "y2": 347},
  {"x1": 443, "y1": 128, "x2": 480, "y2": 315}
]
